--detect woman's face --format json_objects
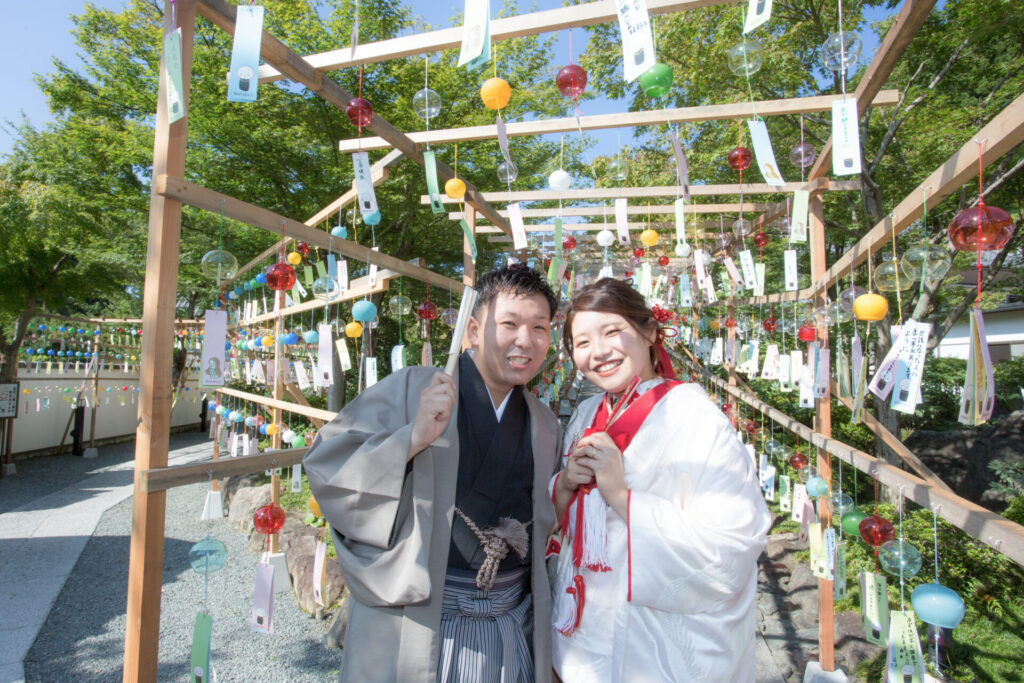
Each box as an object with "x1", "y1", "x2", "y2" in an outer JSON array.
[{"x1": 570, "y1": 310, "x2": 656, "y2": 395}]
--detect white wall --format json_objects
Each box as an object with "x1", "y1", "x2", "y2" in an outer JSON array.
[
  {"x1": 11, "y1": 367, "x2": 204, "y2": 455},
  {"x1": 934, "y1": 308, "x2": 1024, "y2": 359}
]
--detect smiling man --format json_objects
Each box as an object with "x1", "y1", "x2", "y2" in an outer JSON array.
[{"x1": 304, "y1": 264, "x2": 561, "y2": 683}]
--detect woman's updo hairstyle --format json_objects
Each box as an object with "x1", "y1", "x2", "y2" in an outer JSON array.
[{"x1": 563, "y1": 278, "x2": 660, "y2": 369}]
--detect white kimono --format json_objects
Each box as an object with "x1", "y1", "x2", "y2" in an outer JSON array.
[{"x1": 550, "y1": 381, "x2": 771, "y2": 682}]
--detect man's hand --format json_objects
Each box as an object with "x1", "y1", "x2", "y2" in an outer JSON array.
[{"x1": 408, "y1": 373, "x2": 456, "y2": 459}]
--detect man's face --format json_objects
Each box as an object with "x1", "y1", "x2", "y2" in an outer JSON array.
[{"x1": 467, "y1": 291, "x2": 552, "y2": 394}]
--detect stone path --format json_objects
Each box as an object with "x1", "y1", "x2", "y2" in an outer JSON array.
[{"x1": 0, "y1": 434, "x2": 212, "y2": 683}]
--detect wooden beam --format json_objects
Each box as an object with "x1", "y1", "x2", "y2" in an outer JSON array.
[
  {"x1": 124, "y1": 2, "x2": 194, "y2": 681},
  {"x1": 679, "y1": 354, "x2": 1024, "y2": 569},
  {"x1": 156, "y1": 174, "x2": 463, "y2": 291},
  {"x1": 481, "y1": 221, "x2": 724, "y2": 235},
  {"x1": 231, "y1": 149, "x2": 405, "y2": 284},
  {"x1": 339, "y1": 91, "x2": 900, "y2": 153},
  {"x1": 283, "y1": 384, "x2": 323, "y2": 428},
  {"x1": 231, "y1": 166, "x2": 388, "y2": 282},
  {"x1": 227, "y1": 266, "x2": 405, "y2": 329},
  {"x1": 142, "y1": 447, "x2": 307, "y2": 492},
  {"x1": 830, "y1": 382, "x2": 954, "y2": 493},
  {"x1": 808, "y1": 0, "x2": 939, "y2": 180},
  {"x1": 809, "y1": 91, "x2": 1024, "y2": 294},
  {"x1": 217, "y1": 386, "x2": 337, "y2": 423},
  {"x1": 256, "y1": 0, "x2": 742, "y2": 83},
  {"x1": 448, "y1": 202, "x2": 772, "y2": 221},
  {"x1": 196, "y1": 0, "x2": 511, "y2": 236},
  {"x1": 421, "y1": 181, "x2": 862, "y2": 204}
]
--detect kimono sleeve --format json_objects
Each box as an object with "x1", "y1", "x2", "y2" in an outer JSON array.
[
  {"x1": 304, "y1": 368, "x2": 425, "y2": 550},
  {"x1": 627, "y1": 401, "x2": 770, "y2": 614}
]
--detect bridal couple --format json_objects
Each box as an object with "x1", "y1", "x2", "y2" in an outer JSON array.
[{"x1": 305, "y1": 264, "x2": 770, "y2": 683}]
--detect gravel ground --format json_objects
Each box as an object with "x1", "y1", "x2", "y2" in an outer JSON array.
[
  {"x1": 0, "y1": 431, "x2": 209, "y2": 515},
  {"x1": 23, "y1": 472, "x2": 342, "y2": 682}
]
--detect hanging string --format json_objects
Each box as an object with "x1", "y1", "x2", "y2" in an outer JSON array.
[
  {"x1": 424, "y1": 56, "x2": 431, "y2": 150},
  {"x1": 975, "y1": 140, "x2": 986, "y2": 304},
  {"x1": 918, "y1": 188, "x2": 930, "y2": 301},
  {"x1": 890, "y1": 228, "x2": 904, "y2": 324},
  {"x1": 931, "y1": 504, "x2": 943, "y2": 675},
  {"x1": 837, "y1": 0, "x2": 848, "y2": 97},
  {"x1": 799, "y1": 114, "x2": 807, "y2": 183},
  {"x1": 896, "y1": 487, "x2": 906, "y2": 612}
]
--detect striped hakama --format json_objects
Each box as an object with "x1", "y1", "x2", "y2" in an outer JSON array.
[{"x1": 437, "y1": 567, "x2": 534, "y2": 683}]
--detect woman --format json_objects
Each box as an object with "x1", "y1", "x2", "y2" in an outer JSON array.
[{"x1": 549, "y1": 278, "x2": 770, "y2": 682}]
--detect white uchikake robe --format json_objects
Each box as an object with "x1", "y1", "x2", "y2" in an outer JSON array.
[{"x1": 550, "y1": 381, "x2": 771, "y2": 683}]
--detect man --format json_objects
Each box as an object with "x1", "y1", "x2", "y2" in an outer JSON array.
[{"x1": 304, "y1": 264, "x2": 561, "y2": 682}]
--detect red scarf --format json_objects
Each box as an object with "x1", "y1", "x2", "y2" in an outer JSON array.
[{"x1": 554, "y1": 378, "x2": 678, "y2": 636}]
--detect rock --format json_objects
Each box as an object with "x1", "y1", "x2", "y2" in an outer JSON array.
[
  {"x1": 279, "y1": 514, "x2": 319, "y2": 563},
  {"x1": 905, "y1": 410, "x2": 1024, "y2": 508},
  {"x1": 833, "y1": 610, "x2": 877, "y2": 670},
  {"x1": 220, "y1": 473, "x2": 265, "y2": 509},
  {"x1": 764, "y1": 530, "x2": 804, "y2": 573},
  {"x1": 228, "y1": 484, "x2": 272, "y2": 533},
  {"x1": 326, "y1": 597, "x2": 350, "y2": 650},
  {"x1": 786, "y1": 564, "x2": 819, "y2": 614},
  {"x1": 247, "y1": 528, "x2": 268, "y2": 554},
  {"x1": 289, "y1": 552, "x2": 347, "y2": 614}
]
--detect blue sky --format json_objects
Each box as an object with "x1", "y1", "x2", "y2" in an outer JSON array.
[{"x1": 1, "y1": 1, "x2": 894, "y2": 163}]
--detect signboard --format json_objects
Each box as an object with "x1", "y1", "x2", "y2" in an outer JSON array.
[{"x1": 0, "y1": 383, "x2": 19, "y2": 418}]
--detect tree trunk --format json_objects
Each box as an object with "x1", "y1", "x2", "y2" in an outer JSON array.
[{"x1": 0, "y1": 297, "x2": 38, "y2": 383}]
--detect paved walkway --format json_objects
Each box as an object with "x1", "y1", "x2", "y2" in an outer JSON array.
[{"x1": 0, "y1": 434, "x2": 212, "y2": 683}]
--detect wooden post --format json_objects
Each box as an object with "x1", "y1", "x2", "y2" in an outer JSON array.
[
  {"x1": 123, "y1": 2, "x2": 194, "y2": 681},
  {"x1": 809, "y1": 194, "x2": 836, "y2": 671}
]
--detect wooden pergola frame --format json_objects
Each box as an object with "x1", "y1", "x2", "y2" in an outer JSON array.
[
  {"x1": 122, "y1": 0, "x2": 1020, "y2": 680},
  {"x1": 338, "y1": 91, "x2": 900, "y2": 153}
]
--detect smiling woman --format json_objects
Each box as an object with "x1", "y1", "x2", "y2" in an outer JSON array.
[{"x1": 549, "y1": 277, "x2": 771, "y2": 683}]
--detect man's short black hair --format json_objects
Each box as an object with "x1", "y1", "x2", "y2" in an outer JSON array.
[{"x1": 472, "y1": 263, "x2": 558, "y2": 319}]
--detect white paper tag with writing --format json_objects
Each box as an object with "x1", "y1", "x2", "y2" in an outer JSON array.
[
  {"x1": 792, "y1": 483, "x2": 810, "y2": 523},
  {"x1": 693, "y1": 249, "x2": 708, "y2": 287},
  {"x1": 313, "y1": 540, "x2": 328, "y2": 607},
  {"x1": 890, "y1": 320, "x2": 931, "y2": 414},
  {"x1": 747, "y1": 119, "x2": 786, "y2": 186},
  {"x1": 754, "y1": 262, "x2": 765, "y2": 296},
  {"x1": 364, "y1": 357, "x2": 378, "y2": 388},
  {"x1": 710, "y1": 337, "x2": 724, "y2": 365},
  {"x1": 678, "y1": 273, "x2": 692, "y2": 307},
  {"x1": 790, "y1": 190, "x2": 809, "y2": 243},
  {"x1": 615, "y1": 197, "x2": 630, "y2": 246},
  {"x1": 335, "y1": 337, "x2": 352, "y2": 373},
  {"x1": 291, "y1": 464, "x2": 302, "y2": 493},
  {"x1": 815, "y1": 348, "x2": 830, "y2": 399},
  {"x1": 799, "y1": 350, "x2": 816, "y2": 408},
  {"x1": 391, "y1": 345, "x2": 405, "y2": 371},
  {"x1": 784, "y1": 249, "x2": 799, "y2": 291},
  {"x1": 832, "y1": 97, "x2": 862, "y2": 176},
  {"x1": 352, "y1": 152, "x2": 379, "y2": 215},
  {"x1": 723, "y1": 256, "x2": 744, "y2": 289},
  {"x1": 294, "y1": 361, "x2": 310, "y2": 390},
  {"x1": 615, "y1": 0, "x2": 655, "y2": 82},
  {"x1": 336, "y1": 258, "x2": 349, "y2": 292},
  {"x1": 368, "y1": 246, "x2": 380, "y2": 286},
  {"x1": 778, "y1": 353, "x2": 792, "y2": 391},
  {"x1": 317, "y1": 324, "x2": 334, "y2": 388},
  {"x1": 761, "y1": 344, "x2": 780, "y2": 380},
  {"x1": 743, "y1": 0, "x2": 773, "y2": 33},
  {"x1": 251, "y1": 561, "x2": 275, "y2": 634},
  {"x1": 457, "y1": 0, "x2": 490, "y2": 67},
  {"x1": 738, "y1": 249, "x2": 757, "y2": 289},
  {"x1": 507, "y1": 202, "x2": 527, "y2": 251},
  {"x1": 778, "y1": 475, "x2": 791, "y2": 512}
]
